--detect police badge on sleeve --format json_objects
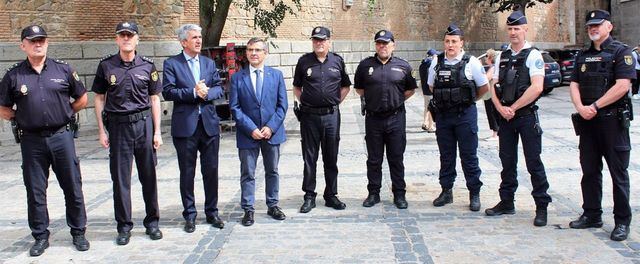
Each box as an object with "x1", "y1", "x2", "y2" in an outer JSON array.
[{"x1": 624, "y1": 55, "x2": 633, "y2": 66}]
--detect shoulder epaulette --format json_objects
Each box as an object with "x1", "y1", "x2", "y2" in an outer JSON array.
[
  {"x1": 331, "y1": 52, "x2": 344, "y2": 60},
  {"x1": 52, "y1": 58, "x2": 68, "y2": 65},
  {"x1": 394, "y1": 56, "x2": 409, "y2": 63},
  {"x1": 141, "y1": 56, "x2": 154, "y2": 63},
  {"x1": 5, "y1": 62, "x2": 20, "y2": 73},
  {"x1": 100, "y1": 53, "x2": 116, "y2": 62}
]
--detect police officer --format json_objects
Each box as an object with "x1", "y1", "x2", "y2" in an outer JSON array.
[
  {"x1": 419, "y1": 48, "x2": 438, "y2": 132},
  {"x1": 428, "y1": 24, "x2": 489, "y2": 212},
  {"x1": 354, "y1": 30, "x2": 417, "y2": 209},
  {"x1": 293, "y1": 26, "x2": 351, "y2": 213},
  {"x1": 93, "y1": 21, "x2": 164, "y2": 245},
  {"x1": 0, "y1": 25, "x2": 90, "y2": 256},
  {"x1": 485, "y1": 11, "x2": 552, "y2": 227},
  {"x1": 568, "y1": 10, "x2": 636, "y2": 241}
]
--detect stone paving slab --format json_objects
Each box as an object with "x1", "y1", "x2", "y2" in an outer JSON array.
[{"x1": 1, "y1": 86, "x2": 640, "y2": 263}]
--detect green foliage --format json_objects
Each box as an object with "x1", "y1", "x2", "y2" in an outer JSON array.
[
  {"x1": 235, "y1": 0, "x2": 302, "y2": 38},
  {"x1": 475, "y1": 0, "x2": 554, "y2": 13}
]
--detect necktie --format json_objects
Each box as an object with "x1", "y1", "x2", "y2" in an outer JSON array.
[
  {"x1": 189, "y1": 58, "x2": 200, "y2": 83},
  {"x1": 255, "y1": 69, "x2": 263, "y2": 100}
]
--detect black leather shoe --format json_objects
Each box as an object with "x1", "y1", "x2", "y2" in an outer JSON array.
[
  {"x1": 362, "y1": 194, "x2": 380, "y2": 207},
  {"x1": 611, "y1": 224, "x2": 630, "y2": 241},
  {"x1": 394, "y1": 195, "x2": 408, "y2": 209},
  {"x1": 241, "y1": 210, "x2": 254, "y2": 226},
  {"x1": 485, "y1": 200, "x2": 515, "y2": 216},
  {"x1": 569, "y1": 215, "x2": 603, "y2": 229},
  {"x1": 267, "y1": 206, "x2": 286, "y2": 220},
  {"x1": 534, "y1": 208, "x2": 547, "y2": 227},
  {"x1": 29, "y1": 239, "x2": 49, "y2": 257},
  {"x1": 325, "y1": 196, "x2": 346, "y2": 210},
  {"x1": 469, "y1": 193, "x2": 481, "y2": 212},
  {"x1": 116, "y1": 231, "x2": 130, "y2": 245},
  {"x1": 72, "y1": 234, "x2": 90, "y2": 251},
  {"x1": 206, "y1": 215, "x2": 225, "y2": 229},
  {"x1": 299, "y1": 198, "x2": 316, "y2": 213},
  {"x1": 433, "y1": 188, "x2": 453, "y2": 207},
  {"x1": 145, "y1": 227, "x2": 163, "y2": 240},
  {"x1": 184, "y1": 219, "x2": 196, "y2": 233}
]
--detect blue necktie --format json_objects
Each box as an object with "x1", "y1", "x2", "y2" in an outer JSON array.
[
  {"x1": 255, "y1": 69, "x2": 263, "y2": 100},
  {"x1": 189, "y1": 58, "x2": 200, "y2": 83}
]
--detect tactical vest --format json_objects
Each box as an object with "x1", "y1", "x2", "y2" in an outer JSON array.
[
  {"x1": 575, "y1": 41, "x2": 626, "y2": 107},
  {"x1": 497, "y1": 48, "x2": 534, "y2": 106},
  {"x1": 433, "y1": 53, "x2": 476, "y2": 110}
]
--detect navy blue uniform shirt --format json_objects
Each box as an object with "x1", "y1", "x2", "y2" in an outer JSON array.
[
  {"x1": 571, "y1": 36, "x2": 637, "y2": 82},
  {"x1": 293, "y1": 52, "x2": 351, "y2": 107},
  {"x1": 354, "y1": 55, "x2": 417, "y2": 113},
  {"x1": 0, "y1": 58, "x2": 86, "y2": 131},
  {"x1": 92, "y1": 53, "x2": 162, "y2": 113}
]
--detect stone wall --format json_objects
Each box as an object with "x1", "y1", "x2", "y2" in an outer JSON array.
[{"x1": 611, "y1": 0, "x2": 640, "y2": 47}]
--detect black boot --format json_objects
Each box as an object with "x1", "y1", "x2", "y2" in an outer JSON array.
[
  {"x1": 485, "y1": 200, "x2": 515, "y2": 216},
  {"x1": 469, "y1": 193, "x2": 480, "y2": 211},
  {"x1": 534, "y1": 207, "x2": 547, "y2": 227},
  {"x1": 433, "y1": 188, "x2": 453, "y2": 207}
]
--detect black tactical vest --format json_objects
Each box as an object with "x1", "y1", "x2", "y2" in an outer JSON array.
[
  {"x1": 433, "y1": 53, "x2": 476, "y2": 110},
  {"x1": 575, "y1": 41, "x2": 625, "y2": 107},
  {"x1": 497, "y1": 48, "x2": 534, "y2": 106}
]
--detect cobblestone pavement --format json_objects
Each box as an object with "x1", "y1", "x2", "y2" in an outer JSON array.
[{"x1": 2, "y1": 87, "x2": 640, "y2": 263}]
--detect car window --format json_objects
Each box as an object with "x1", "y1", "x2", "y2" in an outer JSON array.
[
  {"x1": 559, "y1": 50, "x2": 578, "y2": 60},
  {"x1": 541, "y1": 53, "x2": 556, "y2": 63}
]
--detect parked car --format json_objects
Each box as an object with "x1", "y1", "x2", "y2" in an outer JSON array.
[
  {"x1": 546, "y1": 48, "x2": 581, "y2": 84},
  {"x1": 541, "y1": 50, "x2": 562, "y2": 94}
]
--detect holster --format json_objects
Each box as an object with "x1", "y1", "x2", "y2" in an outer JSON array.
[
  {"x1": 427, "y1": 99, "x2": 438, "y2": 120},
  {"x1": 571, "y1": 113, "x2": 583, "y2": 136},
  {"x1": 11, "y1": 119, "x2": 21, "y2": 143},
  {"x1": 101, "y1": 111, "x2": 109, "y2": 130},
  {"x1": 293, "y1": 101, "x2": 301, "y2": 122},
  {"x1": 619, "y1": 109, "x2": 631, "y2": 129},
  {"x1": 360, "y1": 96, "x2": 366, "y2": 116},
  {"x1": 69, "y1": 113, "x2": 80, "y2": 138}
]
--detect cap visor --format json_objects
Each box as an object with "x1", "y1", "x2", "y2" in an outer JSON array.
[
  {"x1": 586, "y1": 19, "x2": 605, "y2": 26},
  {"x1": 116, "y1": 29, "x2": 137, "y2": 34},
  {"x1": 24, "y1": 34, "x2": 47, "y2": 40},
  {"x1": 375, "y1": 38, "x2": 392, "y2": 43},
  {"x1": 310, "y1": 35, "x2": 328, "y2": 39}
]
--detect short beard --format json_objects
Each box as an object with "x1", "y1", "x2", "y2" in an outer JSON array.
[{"x1": 589, "y1": 33, "x2": 601, "y2": 41}]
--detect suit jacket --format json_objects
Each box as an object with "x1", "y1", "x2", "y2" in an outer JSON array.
[
  {"x1": 162, "y1": 52, "x2": 224, "y2": 138},
  {"x1": 229, "y1": 66, "x2": 288, "y2": 149}
]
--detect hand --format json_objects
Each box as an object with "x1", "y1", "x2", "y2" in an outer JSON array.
[
  {"x1": 196, "y1": 80, "x2": 209, "y2": 99},
  {"x1": 98, "y1": 131, "x2": 109, "y2": 148},
  {"x1": 578, "y1": 104, "x2": 597, "y2": 120},
  {"x1": 251, "y1": 129, "x2": 265, "y2": 140},
  {"x1": 153, "y1": 134, "x2": 163, "y2": 149},
  {"x1": 260, "y1": 126, "x2": 272, "y2": 140},
  {"x1": 0, "y1": 109, "x2": 15, "y2": 120},
  {"x1": 497, "y1": 105, "x2": 515, "y2": 121}
]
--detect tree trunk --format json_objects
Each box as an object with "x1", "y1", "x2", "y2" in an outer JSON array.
[{"x1": 201, "y1": 0, "x2": 233, "y2": 48}]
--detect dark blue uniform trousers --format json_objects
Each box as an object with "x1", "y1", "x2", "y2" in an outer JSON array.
[
  {"x1": 108, "y1": 116, "x2": 159, "y2": 232},
  {"x1": 434, "y1": 105, "x2": 482, "y2": 194},
  {"x1": 579, "y1": 115, "x2": 631, "y2": 225},
  {"x1": 239, "y1": 141, "x2": 280, "y2": 211},
  {"x1": 497, "y1": 114, "x2": 551, "y2": 206},
  {"x1": 300, "y1": 110, "x2": 340, "y2": 200},
  {"x1": 21, "y1": 129, "x2": 86, "y2": 239},
  {"x1": 173, "y1": 118, "x2": 219, "y2": 221},
  {"x1": 365, "y1": 110, "x2": 407, "y2": 196}
]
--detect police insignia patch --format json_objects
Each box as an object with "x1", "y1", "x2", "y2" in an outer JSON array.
[
  {"x1": 151, "y1": 71, "x2": 158, "y2": 81},
  {"x1": 379, "y1": 31, "x2": 386, "y2": 37},
  {"x1": 32, "y1": 26, "x2": 40, "y2": 33},
  {"x1": 73, "y1": 71, "x2": 80, "y2": 81},
  {"x1": 306, "y1": 68, "x2": 312, "y2": 77},
  {"x1": 535, "y1": 59, "x2": 544, "y2": 69},
  {"x1": 314, "y1": 27, "x2": 320, "y2": 33},
  {"x1": 581, "y1": 64, "x2": 586, "y2": 72},
  {"x1": 624, "y1": 55, "x2": 633, "y2": 66},
  {"x1": 20, "y1": 85, "x2": 28, "y2": 95},
  {"x1": 110, "y1": 74, "x2": 117, "y2": 85},
  {"x1": 368, "y1": 67, "x2": 374, "y2": 75}
]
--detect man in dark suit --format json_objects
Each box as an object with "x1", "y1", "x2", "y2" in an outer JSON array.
[
  {"x1": 229, "y1": 37, "x2": 288, "y2": 226},
  {"x1": 162, "y1": 24, "x2": 225, "y2": 233}
]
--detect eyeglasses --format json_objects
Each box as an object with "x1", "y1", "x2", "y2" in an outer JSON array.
[{"x1": 247, "y1": 48, "x2": 264, "y2": 53}]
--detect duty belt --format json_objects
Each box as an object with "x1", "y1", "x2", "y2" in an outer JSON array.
[
  {"x1": 514, "y1": 106, "x2": 535, "y2": 118},
  {"x1": 367, "y1": 106, "x2": 405, "y2": 118},
  {"x1": 595, "y1": 108, "x2": 619, "y2": 118},
  {"x1": 107, "y1": 109, "x2": 150, "y2": 123},
  {"x1": 21, "y1": 124, "x2": 69, "y2": 137},
  {"x1": 299, "y1": 104, "x2": 337, "y2": 115}
]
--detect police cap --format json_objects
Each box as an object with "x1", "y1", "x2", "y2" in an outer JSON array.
[
  {"x1": 427, "y1": 49, "x2": 438, "y2": 56},
  {"x1": 506, "y1": 11, "x2": 527, "y2": 25},
  {"x1": 21, "y1": 25, "x2": 47, "y2": 41},
  {"x1": 585, "y1": 10, "x2": 610, "y2": 26},
  {"x1": 116, "y1": 21, "x2": 139, "y2": 35},
  {"x1": 311, "y1": 26, "x2": 330, "y2": 40},
  {"x1": 374, "y1": 30, "x2": 394, "y2": 43},
  {"x1": 445, "y1": 24, "x2": 463, "y2": 36}
]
